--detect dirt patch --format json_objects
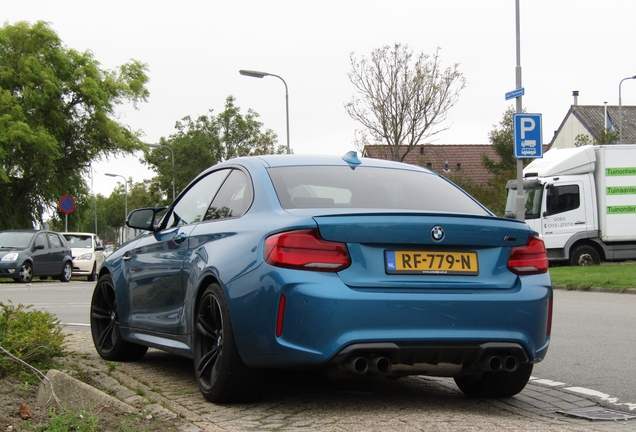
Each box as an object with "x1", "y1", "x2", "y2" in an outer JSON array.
[{"x1": 0, "y1": 375, "x2": 185, "y2": 431}]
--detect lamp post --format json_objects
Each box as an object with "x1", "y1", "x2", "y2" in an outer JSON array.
[
  {"x1": 239, "y1": 69, "x2": 290, "y2": 154},
  {"x1": 146, "y1": 143, "x2": 175, "y2": 201},
  {"x1": 105, "y1": 173, "x2": 128, "y2": 243},
  {"x1": 619, "y1": 75, "x2": 636, "y2": 143}
]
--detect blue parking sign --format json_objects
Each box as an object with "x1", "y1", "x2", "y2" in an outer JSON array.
[{"x1": 514, "y1": 113, "x2": 543, "y2": 159}]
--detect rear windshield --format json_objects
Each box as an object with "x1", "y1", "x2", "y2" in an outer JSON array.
[{"x1": 268, "y1": 166, "x2": 489, "y2": 215}]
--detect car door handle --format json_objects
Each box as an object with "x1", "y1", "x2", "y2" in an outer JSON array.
[
  {"x1": 575, "y1": 221, "x2": 586, "y2": 225},
  {"x1": 174, "y1": 233, "x2": 188, "y2": 244},
  {"x1": 122, "y1": 252, "x2": 132, "y2": 261}
]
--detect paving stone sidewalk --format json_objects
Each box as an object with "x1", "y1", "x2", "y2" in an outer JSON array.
[{"x1": 59, "y1": 330, "x2": 635, "y2": 431}]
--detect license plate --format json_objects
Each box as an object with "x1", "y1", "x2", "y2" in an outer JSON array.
[{"x1": 385, "y1": 250, "x2": 479, "y2": 275}]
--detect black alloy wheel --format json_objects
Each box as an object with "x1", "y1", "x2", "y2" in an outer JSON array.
[
  {"x1": 194, "y1": 282, "x2": 257, "y2": 403},
  {"x1": 90, "y1": 274, "x2": 148, "y2": 361}
]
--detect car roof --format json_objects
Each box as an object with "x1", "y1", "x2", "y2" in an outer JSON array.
[
  {"x1": 211, "y1": 152, "x2": 432, "y2": 172},
  {"x1": 0, "y1": 229, "x2": 49, "y2": 233}
]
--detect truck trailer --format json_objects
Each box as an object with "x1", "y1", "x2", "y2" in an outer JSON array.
[{"x1": 505, "y1": 145, "x2": 636, "y2": 266}]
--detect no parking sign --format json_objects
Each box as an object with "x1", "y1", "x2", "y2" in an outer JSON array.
[{"x1": 59, "y1": 195, "x2": 76, "y2": 214}]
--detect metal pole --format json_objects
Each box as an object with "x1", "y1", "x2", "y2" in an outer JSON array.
[
  {"x1": 618, "y1": 76, "x2": 636, "y2": 143},
  {"x1": 92, "y1": 167, "x2": 97, "y2": 234},
  {"x1": 239, "y1": 70, "x2": 290, "y2": 154},
  {"x1": 284, "y1": 81, "x2": 290, "y2": 155},
  {"x1": 105, "y1": 173, "x2": 128, "y2": 243},
  {"x1": 515, "y1": 0, "x2": 525, "y2": 222}
]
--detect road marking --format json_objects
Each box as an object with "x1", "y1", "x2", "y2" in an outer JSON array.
[
  {"x1": 531, "y1": 376, "x2": 636, "y2": 411},
  {"x1": 530, "y1": 378, "x2": 566, "y2": 386}
]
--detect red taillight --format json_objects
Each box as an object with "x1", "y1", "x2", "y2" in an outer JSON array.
[
  {"x1": 507, "y1": 234, "x2": 549, "y2": 275},
  {"x1": 264, "y1": 229, "x2": 350, "y2": 272}
]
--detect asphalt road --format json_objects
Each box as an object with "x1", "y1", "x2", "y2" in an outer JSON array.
[
  {"x1": 2, "y1": 279, "x2": 635, "y2": 413},
  {"x1": 533, "y1": 289, "x2": 636, "y2": 409},
  {"x1": 0, "y1": 279, "x2": 92, "y2": 328}
]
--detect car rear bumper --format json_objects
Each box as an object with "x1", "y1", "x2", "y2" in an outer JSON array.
[{"x1": 229, "y1": 270, "x2": 552, "y2": 370}]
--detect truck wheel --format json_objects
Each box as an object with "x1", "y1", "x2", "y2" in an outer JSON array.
[{"x1": 570, "y1": 245, "x2": 600, "y2": 266}]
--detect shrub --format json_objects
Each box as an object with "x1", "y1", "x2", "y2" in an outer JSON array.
[{"x1": 0, "y1": 301, "x2": 67, "y2": 380}]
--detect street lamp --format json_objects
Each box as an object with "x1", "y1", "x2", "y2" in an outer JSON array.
[
  {"x1": 146, "y1": 143, "x2": 175, "y2": 201},
  {"x1": 619, "y1": 75, "x2": 636, "y2": 143},
  {"x1": 239, "y1": 69, "x2": 290, "y2": 154},
  {"x1": 105, "y1": 173, "x2": 128, "y2": 242}
]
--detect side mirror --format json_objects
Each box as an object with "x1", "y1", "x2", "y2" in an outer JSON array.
[{"x1": 127, "y1": 208, "x2": 158, "y2": 231}]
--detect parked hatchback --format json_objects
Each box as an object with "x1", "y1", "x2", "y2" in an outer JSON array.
[
  {"x1": 90, "y1": 152, "x2": 552, "y2": 403},
  {"x1": 0, "y1": 230, "x2": 73, "y2": 283},
  {"x1": 62, "y1": 232, "x2": 105, "y2": 281}
]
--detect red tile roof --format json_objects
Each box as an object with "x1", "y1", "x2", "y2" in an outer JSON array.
[{"x1": 363, "y1": 144, "x2": 500, "y2": 186}]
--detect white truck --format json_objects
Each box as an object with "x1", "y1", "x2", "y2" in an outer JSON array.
[{"x1": 505, "y1": 145, "x2": 636, "y2": 266}]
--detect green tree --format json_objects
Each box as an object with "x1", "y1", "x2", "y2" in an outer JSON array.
[
  {"x1": 0, "y1": 21, "x2": 149, "y2": 229},
  {"x1": 574, "y1": 127, "x2": 619, "y2": 146},
  {"x1": 482, "y1": 107, "x2": 518, "y2": 176},
  {"x1": 346, "y1": 43, "x2": 466, "y2": 162},
  {"x1": 480, "y1": 107, "x2": 532, "y2": 216},
  {"x1": 144, "y1": 96, "x2": 282, "y2": 199}
]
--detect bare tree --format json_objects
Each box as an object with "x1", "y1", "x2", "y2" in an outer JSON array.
[{"x1": 346, "y1": 44, "x2": 466, "y2": 162}]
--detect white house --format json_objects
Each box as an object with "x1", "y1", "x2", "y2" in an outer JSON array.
[{"x1": 549, "y1": 92, "x2": 636, "y2": 149}]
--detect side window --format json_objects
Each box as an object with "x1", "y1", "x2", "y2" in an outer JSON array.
[
  {"x1": 546, "y1": 184, "x2": 580, "y2": 215},
  {"x1": 164, "y1": 169, "x2": 231, "y2": 228},
  {"x1": 34, "y1": 233, "x2": 48, "y2": 249},
  {"x1": 48, "y1": 233, "x2": 62, "y2": 248},
  {"x1": 204, "y1": 169, "x2": 253, "y2": 220}
]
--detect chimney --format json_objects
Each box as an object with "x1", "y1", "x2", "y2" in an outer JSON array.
[{"x1": 573, "y1": 90, "x2": 579, "y2": 105}]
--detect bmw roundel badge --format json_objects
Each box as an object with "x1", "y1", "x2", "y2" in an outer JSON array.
[{"x1": 431, "y1": 226, "x2": 444, "y2": 241}]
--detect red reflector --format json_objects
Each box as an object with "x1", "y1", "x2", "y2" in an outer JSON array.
[
  {"x1": 547, "y1": 296, "x2": 553, "y2": 336},
  {"x1": 507, "y1": 235, "x2": 549, "y2": 275},
  {"x1": 276, "y1": 294, "x2": 286, "y2": 337},
  {"x1": 264, "y1": 229, "x2": 350, "y2": 272}
]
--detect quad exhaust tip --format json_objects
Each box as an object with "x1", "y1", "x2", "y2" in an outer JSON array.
[
  {"x1": 483, "y1": 356, "x2": 519, "y2": 373},
  {"x1": 342, "y1": 354, "x2": 519, "y2": 376},
  {"x1": 343, "y1": 356, "x2": 393, "y2": 374}
]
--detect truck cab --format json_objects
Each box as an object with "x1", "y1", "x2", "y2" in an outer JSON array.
[
  {"x1": 505, "y1": 173, "x2": 598, "y2": 264},
  {"x1": 506, "y1": 144, "x2": 636, "y2": 266}
]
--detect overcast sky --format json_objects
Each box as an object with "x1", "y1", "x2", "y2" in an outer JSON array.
[{"x1": 6, "y1": 0, "x2": 636, "y2": 196}]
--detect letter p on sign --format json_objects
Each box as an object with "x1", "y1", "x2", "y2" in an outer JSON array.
[{"x1": 514, "y1": 113, "x2": 543, "y2": 159}]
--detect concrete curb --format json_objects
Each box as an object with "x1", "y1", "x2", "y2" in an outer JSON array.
[
  {"x1": 553, "y1": 284, "x2": 636, "y2": 294},
  {"x1": 36, "y1": 369, "x2": 138, "y2": 415}
]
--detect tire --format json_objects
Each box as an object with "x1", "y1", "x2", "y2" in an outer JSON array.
[
  {"x1": 193, "y1": 282, "x2": 257, "y2": 403},
  {"x1": 570, "y1": 245, "x2": 600, "y2": 266},
  {"x1": 90, "y1": 274, "x2": 148, "y2": 361},
  {"x1": 88, "y1": 263, "x2": 97, "y2": 282},
  {"x1": 59, "y1": 261, "x2": 73, "y2": 282},
  {"x1": 454, "y1": 363, "x2": 533, "y2": 398},
  {"x1": 18, "y1": 262, "x2": 33, "y2": 283}
]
